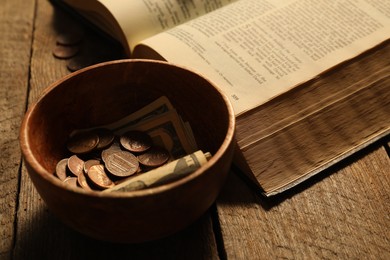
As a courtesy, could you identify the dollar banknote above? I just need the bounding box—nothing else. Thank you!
[104,150,211,192]
[72,96,197,159]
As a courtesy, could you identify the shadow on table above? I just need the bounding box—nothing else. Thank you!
[13,203,219,260]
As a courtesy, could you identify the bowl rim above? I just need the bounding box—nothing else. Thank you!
[20,59,236,198]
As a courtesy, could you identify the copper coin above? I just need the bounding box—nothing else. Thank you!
[77,171,92,191]
[67,155,84,177]
[55,158,69,181]
[83,159,101,174]
[52,44,79,59]
[63,176,79,188]
[93,128,115,149]
[137,146,170,167]
[56,32,83,45]
[105,151,139,177]
[87,164,114,189]
[101,141,122,163]
[120,130,152,153]
[66,131,99,154]
[67,55,95,72]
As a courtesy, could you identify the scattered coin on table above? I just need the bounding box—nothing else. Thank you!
[56,32,83,46]
[52,30,83,60]
[66,55,96,72]
[52,44,80,59]
[52,29,124,72]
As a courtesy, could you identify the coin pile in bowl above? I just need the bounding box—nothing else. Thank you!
[57,129,171,191]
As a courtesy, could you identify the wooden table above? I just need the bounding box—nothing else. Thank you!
[1,1,389,259]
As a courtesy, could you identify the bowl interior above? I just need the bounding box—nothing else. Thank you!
[25,59,234,186]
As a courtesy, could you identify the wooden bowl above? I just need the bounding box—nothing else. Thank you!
[19,59,235,243]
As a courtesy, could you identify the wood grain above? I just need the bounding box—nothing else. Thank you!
[217,143,390,259]
[0,0,35,258]
[12,0,219,259]
[2,0,389,259]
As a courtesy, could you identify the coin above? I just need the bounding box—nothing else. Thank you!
[67,155,85,177]
[52,44,79,59]
[105,151,139,177]
[120,130,152,153]
[55,158,69,181]
[93,128,115,149]
[87,164,114,189]
[77,171,92,191]
[83,159,101,174]
[101,141,122,163]
[137,146,170,167]
[66,131,99,154]
[56,32,83,46]
[67,55,95,72]
[63,176,79,188]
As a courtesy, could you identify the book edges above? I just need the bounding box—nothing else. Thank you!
[234,42,390,196]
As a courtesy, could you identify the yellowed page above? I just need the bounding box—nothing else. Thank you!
[135,0,390,115]
[98,0,238,52]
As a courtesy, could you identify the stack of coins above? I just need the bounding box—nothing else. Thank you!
[55,128,171,191]
[52,31,83,60]
[52,28,124,72]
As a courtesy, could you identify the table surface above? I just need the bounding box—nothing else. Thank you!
[1,1,389,259]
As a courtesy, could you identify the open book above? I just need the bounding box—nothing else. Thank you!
[54,0,390,196]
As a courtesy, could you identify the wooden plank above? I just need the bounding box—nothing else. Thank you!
[12,1,219,259]
[217,142,390,259]
[13,181,218,260]
[0,0,35,259]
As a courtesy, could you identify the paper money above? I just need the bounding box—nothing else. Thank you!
[104,150,211,192]
[105,96,175,131]
[120,110,195,158]
[72,96,197,159]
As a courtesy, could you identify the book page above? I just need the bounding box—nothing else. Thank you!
[98,0,238,52]
[134,0,390,115]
